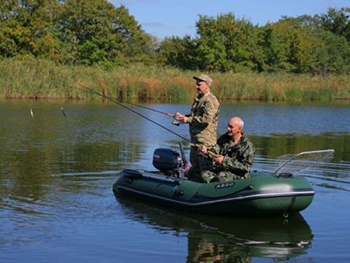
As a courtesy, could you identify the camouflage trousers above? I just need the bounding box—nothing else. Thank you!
[199,155,248,183]
[201,170,247,183]
[186,146,204,182]
[187,148,249,183]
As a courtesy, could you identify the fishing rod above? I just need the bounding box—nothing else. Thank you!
[124,102,175,118]
[78,84,181,123]
[125,102,181,126]
[78,84,189,142]
[77,85,217,157]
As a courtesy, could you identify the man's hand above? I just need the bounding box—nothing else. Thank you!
[199,145,208,154]
[214,155,224,164]
[174,112,188,123]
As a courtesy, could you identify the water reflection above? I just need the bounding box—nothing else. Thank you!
[2,100,350,262]
[117,198,313,262]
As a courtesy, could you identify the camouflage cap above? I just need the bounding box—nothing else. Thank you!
[193,74,212,86]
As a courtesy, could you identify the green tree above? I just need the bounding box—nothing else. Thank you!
[260,18,322,73]
[316,7,350,42]
[195,13,259,72]
[56,0,153,66]
[260,21,294,72]
[0,0,156,66]
[313,29,350,75]
[157,35,197,69]
[285,13,350,75]
[0,0,58,59]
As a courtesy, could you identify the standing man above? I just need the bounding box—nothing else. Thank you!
[175,74,220,182]
[200,117,255,183]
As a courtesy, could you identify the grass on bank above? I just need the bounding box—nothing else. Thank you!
[1,59,350,103]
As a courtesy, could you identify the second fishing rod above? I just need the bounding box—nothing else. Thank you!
[78,84,188,138]
[79,84,183,126]
[78,85,219,157]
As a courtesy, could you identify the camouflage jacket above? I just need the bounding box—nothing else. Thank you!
[186,92,220,147]
[209,133,255,177]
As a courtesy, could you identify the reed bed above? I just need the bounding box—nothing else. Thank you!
[0,59,349,103]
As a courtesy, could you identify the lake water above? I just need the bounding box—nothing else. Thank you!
[1,100,350,263]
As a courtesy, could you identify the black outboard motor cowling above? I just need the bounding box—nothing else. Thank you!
[152,148,182,173]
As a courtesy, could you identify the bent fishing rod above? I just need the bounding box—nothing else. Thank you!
[78,84,189,142]
[78,84,180,122]
[123,101,182,126]
[78,84,217,156]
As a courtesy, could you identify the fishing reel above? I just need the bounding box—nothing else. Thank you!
[172,120,181,126]
[171,113,185,126]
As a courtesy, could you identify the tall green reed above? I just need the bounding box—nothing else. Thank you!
[0,59,349,103]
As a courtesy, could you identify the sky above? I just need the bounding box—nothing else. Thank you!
[109,0,350,39]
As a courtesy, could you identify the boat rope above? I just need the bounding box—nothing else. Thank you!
[77,84,191,143]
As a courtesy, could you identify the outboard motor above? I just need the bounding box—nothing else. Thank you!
[152,148,183,176]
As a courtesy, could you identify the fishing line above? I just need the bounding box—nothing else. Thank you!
[79,84,175,118]
[77,84,190,143]
[124,101,175,118]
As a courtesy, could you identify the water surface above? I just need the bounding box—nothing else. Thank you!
[1,100,350,262]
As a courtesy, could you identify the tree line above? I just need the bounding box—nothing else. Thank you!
[1,0,349,75]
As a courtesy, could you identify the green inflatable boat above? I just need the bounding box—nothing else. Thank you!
[113,148,334,217]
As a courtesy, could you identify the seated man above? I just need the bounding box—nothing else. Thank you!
[199,116,255,183]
